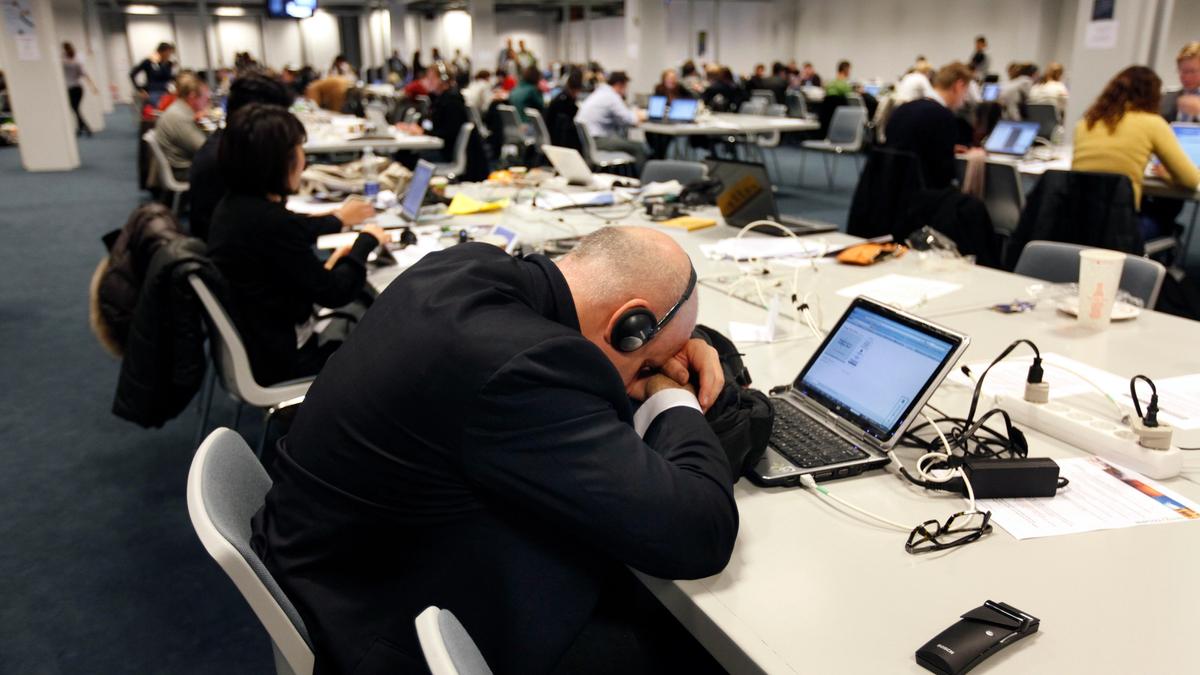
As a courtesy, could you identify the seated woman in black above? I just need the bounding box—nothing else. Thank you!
[208,103,388,385]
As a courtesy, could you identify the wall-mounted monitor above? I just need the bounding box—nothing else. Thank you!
[266,0,317,19]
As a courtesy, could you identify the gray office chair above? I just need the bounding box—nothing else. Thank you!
[739,99,768,116]
[189,275,313,452]
[465,104,489,140]
[525,108,553,164]
[142,129,190,215]
[800,106,868,189]
[433,122,474,181]
[415,606,493,675]
[496,104,532,165]
[749,89,775,108]
[956,157,1026,238]
[1014,241,1167,308]
[188,428,314,675]
[1025,103,1060,140]
[785,90,815,120]
[573,120,636,172]
[640,160,707,184]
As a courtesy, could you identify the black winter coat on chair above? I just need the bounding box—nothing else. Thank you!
[112,237,220,428]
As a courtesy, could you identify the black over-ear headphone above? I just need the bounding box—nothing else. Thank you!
[612,267,698,352]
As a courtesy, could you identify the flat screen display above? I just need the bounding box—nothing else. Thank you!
[984,120,1040,156]
[402,160,434,221]
[797,302,959,439]
[982,82,1000,102]
[266,0,317,19]
[646,95,667,120]
[667,98,698,122]
[1171,123,1200,167]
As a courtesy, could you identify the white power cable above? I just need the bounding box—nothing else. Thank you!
[798,474,912,531]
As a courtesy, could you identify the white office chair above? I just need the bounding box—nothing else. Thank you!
[1014,241,1167,308]
[433,122,474,181]
[800,106,868,189]
[142,128,190,215]
[465,104,489,140]
[188,275,312,453]
[573,120,636,172]
[415,606,492,675]
[525,108,552,148]
[187,427,315,675]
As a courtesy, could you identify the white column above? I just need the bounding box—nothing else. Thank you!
[560,1,569,63]
[623,0,667,95]
[582,2,591,65]
[83,0,112,114]
[711,0,719,64]
[1062,0,1168,142]
[469,0,495,76]
[195,0,216,88]
[389,0,406,61]
[2,0,79,170]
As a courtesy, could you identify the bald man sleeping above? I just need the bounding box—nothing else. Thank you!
[252,227,738,675]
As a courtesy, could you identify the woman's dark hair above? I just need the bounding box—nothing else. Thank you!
[227,72,292,117]
[62,42,75,59]
[521,65,540,85]
[219,103,306,196]
[681,60,696,77]
[1084,65,1162,133]
[156,42,174,54]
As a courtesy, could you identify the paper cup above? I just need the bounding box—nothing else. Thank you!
[1077,249,1125,328]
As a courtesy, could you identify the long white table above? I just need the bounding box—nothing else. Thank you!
[303,130,443,155]
[358,190,1200,673]
[642,113,819,137]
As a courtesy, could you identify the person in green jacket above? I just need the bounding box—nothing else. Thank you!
[826,60,855,97]
[509,66,544,122]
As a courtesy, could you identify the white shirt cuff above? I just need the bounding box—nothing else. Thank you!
[633,388,703,438]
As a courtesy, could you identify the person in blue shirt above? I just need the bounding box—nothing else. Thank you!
[575,71,648,167]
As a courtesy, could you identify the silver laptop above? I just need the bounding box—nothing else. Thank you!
[749,297,969,487]
[541,145,639,189]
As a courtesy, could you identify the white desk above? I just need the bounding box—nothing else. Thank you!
[641,113,819,137]
[362,190,1200,673]
[303,130,443,155]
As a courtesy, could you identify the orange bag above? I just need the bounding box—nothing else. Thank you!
[836,243,907,266]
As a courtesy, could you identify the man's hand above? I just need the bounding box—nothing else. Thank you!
[359,224,389,246]
[1178,94,1200,118]
[660,338,725,412]
[627,372,694,403]
[335,198,375,228]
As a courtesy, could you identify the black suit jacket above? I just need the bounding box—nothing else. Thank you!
[207,193,374,384]
[252,243,738,675]
[1161,89,1200,122]
[885,98,959,189]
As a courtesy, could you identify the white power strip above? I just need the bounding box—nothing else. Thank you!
[996,394,1183,479]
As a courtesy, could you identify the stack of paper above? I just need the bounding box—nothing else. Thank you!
[835,274,960,309]
[447,193,508,215]
[700,237,825,261]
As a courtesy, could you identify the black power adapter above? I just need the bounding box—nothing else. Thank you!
[962,458,1062,499]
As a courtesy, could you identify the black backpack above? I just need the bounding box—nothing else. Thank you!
[693,325,774,482]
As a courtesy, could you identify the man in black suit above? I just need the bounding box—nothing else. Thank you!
[886,61,974,189]
[252,227,738,674]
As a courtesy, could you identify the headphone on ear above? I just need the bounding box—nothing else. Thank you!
[612,267,697,353]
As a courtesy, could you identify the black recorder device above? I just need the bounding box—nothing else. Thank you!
[915,600,1040,675]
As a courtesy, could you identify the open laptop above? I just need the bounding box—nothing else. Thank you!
[1171,123,1200,166]
[647,95,668,121]
[399,159,436,222]
[705,159,837,235]
[862,84,882,98]
[981,82,1001,102]
[983,120,1040,157]
[666,98,699,123]
[749,297,969,487]
[542,145,639,189]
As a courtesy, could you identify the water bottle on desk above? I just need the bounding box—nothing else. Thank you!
[362,146,380,204]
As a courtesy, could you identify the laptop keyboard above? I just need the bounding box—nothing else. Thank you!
[770,399,870,468]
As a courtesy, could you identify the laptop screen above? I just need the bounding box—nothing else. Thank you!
[984,120,1040,156]
[862,84,881,97]
[402,159,435,221]
[982,82,1001,102]
[795,299,961,440]
[647,95,668,120]
[668,98,698,122]
[704,159,779,227]
[1171,123,1200,167]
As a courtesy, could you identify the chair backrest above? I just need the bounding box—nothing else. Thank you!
[827,106,867,147]
[415,606,492,675]
[739,99,767,116]
[963,160,1026,237]
[465,104,489,139]
[764,103,788,117]
[846,93,865,107]
[1014,241,1166,307]
[785,91,809,118]
[1025,103,1059,139]
[142,129,189,192]
[187,428,314,675]
[640,159,707,184]
[750,90,775,108]
[847,147,926,239]
[188,275,310,409]
[496,104,527,146]
[525,108,551,147]
[1008,169,1142,267]
[445,122,475,179]
[574,120,599,165]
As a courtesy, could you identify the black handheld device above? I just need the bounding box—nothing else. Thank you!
[915,600,1039,675]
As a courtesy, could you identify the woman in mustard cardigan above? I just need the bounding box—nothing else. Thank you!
[1073,65,1200,239]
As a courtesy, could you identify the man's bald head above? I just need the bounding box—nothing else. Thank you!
[558,227,699,387]
[559,227,693,315]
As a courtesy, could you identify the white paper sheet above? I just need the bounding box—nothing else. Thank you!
[979,457,1200,540]
[950,352,1128,401]
[835,274,960,309]
[699,238,825,261]
[1131,374,1200,430]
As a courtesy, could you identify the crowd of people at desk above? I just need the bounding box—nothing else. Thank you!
[85,29,1200,675]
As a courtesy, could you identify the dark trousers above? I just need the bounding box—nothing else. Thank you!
[68,85,90,136]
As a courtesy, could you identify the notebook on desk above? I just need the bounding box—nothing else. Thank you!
[748,297,969,487]
[983,120,1040,157]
